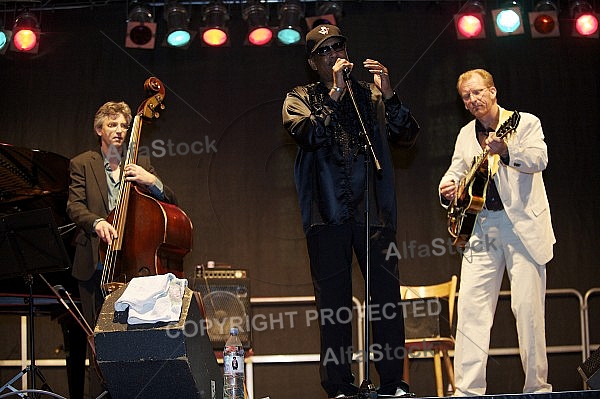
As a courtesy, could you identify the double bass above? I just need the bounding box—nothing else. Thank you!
[100,77,192,296]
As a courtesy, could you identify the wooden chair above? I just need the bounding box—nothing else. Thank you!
[401,275,458,397]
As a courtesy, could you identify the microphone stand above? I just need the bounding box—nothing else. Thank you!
[342,71,381,399]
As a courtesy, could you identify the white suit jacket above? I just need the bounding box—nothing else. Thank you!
[440,106,555,265]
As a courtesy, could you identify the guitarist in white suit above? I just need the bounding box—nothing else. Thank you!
[439,69,555,396]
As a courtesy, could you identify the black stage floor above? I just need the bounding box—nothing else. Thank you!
[416,390,600,399]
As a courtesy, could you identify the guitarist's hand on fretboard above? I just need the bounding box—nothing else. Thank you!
[485,131,509,157]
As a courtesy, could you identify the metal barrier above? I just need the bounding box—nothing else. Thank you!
[247,296,364,399]
[583,287,600,359]
[0,288,591,396]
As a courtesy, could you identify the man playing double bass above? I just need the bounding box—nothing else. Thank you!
[66,101,177,397]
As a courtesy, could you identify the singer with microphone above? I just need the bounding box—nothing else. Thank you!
[282,24,420,399]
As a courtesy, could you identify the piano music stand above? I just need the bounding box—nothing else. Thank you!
[0,208,72,397]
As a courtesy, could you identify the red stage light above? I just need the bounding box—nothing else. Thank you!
[529,1,560,38]
[454,1,486,39]
[571,0,599,37]
[456,14,484,38]
[533,14,556,33]
[248,27,273,46]
[243,2,272,46]
[575,13,599,35]
[13,28,36,51]
[11,12,39,53]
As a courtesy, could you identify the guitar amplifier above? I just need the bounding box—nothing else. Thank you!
[194,267,252,350]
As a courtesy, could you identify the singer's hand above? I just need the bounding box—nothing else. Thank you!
[332,58,353,90]
[364,59,393,99]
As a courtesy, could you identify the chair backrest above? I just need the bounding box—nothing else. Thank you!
[400,275,458,332]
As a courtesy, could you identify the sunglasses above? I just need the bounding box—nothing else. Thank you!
[313,41,346,56]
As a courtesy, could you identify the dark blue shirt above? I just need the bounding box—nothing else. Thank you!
[282,78,419,234]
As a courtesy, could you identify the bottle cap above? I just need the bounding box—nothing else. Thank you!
[230,327,239,335]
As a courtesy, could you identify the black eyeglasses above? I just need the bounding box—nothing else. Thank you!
[313,41,346,56]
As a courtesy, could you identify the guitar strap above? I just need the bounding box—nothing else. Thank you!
[489,109,514,177]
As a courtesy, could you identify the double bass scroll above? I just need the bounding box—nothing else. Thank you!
[100,77,193,297]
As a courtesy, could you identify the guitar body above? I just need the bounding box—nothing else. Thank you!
[446,110,521,249]
[448,159,489,248]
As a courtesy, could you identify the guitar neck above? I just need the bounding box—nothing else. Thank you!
[463,147,490,186]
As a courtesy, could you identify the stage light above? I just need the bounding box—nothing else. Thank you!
[571,0,599,37]
[201,2,230,47]
[277,0,304,45]
[0,29,12,55]
[305,1,342,30]
[454,1,486,39]
[163,2,195,48]
[242,1,273,46]
[316,1,343,24]
[492,2,525,36]
[11,12,40,54]
[125,4,157,49]
[529,0,560,38]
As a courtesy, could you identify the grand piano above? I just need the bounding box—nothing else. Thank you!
[0,142,86,397]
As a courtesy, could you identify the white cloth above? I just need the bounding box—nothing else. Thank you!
[115,273,188,325]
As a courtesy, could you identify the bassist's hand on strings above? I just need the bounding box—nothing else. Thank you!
[440,180,457,201]
[124,164,158,187]
[95,220,118,246]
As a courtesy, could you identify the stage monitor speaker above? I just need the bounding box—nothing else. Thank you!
[578,347,600,390]
[403,297,452,339]
[194,268,252,350]
[94,285,223,399]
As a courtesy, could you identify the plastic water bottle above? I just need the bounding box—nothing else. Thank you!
[223,327,244,399]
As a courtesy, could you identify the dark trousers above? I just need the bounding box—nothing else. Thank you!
[306,223,407,396]
[78,269,110,398]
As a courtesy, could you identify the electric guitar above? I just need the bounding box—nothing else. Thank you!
[447,110,520,248]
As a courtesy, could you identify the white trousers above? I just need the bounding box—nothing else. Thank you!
[453,210,552,396]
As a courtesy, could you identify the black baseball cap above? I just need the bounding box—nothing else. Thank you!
[306,24,346,57]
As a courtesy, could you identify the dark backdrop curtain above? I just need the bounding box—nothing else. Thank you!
[1,1,599,397]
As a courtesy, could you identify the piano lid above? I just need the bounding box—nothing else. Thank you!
[0,142,70,223]
[0,143,77,295]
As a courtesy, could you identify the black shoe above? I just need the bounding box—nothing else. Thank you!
[329,384,360,399]
[377,387,416,398]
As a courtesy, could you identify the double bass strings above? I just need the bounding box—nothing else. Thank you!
[100,113,143,297]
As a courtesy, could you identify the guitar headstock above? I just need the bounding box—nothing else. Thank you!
[496,110,521,139]
[137,77,166,120]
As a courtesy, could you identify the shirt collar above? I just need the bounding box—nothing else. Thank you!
[475,119,495,136]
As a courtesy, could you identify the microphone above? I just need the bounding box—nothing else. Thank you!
[53,284,67,295]
[343,67,351,81]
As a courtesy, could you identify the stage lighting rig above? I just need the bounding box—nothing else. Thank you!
[277,0,304,45]
[125,4,157,49]
[492,1,525,36]
[201,1,230,47]
[163,1,195,48]
[570,0,599,37]
[454,0,486,39]
[0,28,12,55]
[11,11,40,54]
[242,1,273,46]
[528,0,560,38]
